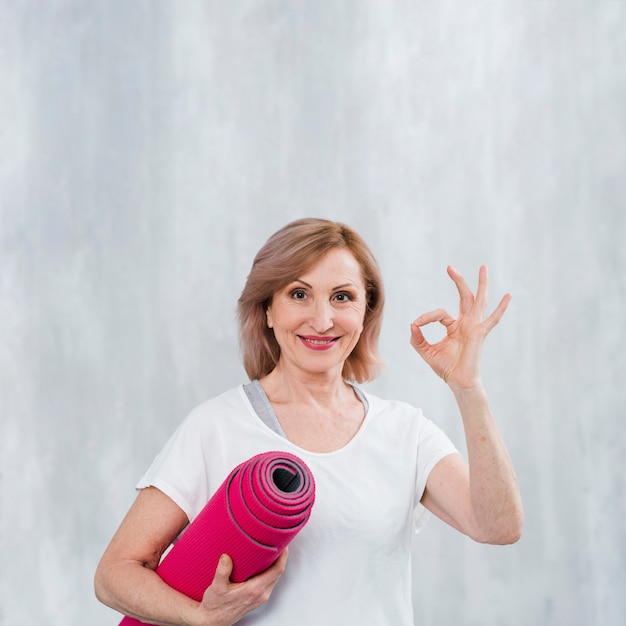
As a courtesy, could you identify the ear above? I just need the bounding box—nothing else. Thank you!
[266,308,273,329]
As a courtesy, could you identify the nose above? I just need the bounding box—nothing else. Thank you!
[310,299,333,333]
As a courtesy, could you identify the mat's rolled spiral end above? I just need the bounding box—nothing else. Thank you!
[119,451,315,625]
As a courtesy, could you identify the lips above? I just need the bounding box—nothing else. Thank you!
[298,335,339,350]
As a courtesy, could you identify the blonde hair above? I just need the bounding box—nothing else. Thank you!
[237,218,385,383]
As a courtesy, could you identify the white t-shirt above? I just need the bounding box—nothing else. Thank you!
[138,384,458,626]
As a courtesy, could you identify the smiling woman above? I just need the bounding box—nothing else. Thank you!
[238,218,385,384]
[95,218,523,626]
[265,248,368,379]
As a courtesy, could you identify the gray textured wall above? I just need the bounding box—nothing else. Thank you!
[1,2,625,625]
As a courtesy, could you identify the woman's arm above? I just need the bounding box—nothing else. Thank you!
[94,486,288,626]
[410,265,523,544]
[420,386,523,544]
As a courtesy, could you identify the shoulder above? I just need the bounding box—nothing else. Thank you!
[183,385,251,426]
[358,387,425,422]
[349,387,427,446]
[356,387,453,448]
[176,384,278,455]
[162,385,259,448]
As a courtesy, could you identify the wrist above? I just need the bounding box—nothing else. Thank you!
[189,601,234,626]
[181,601,218,626]
[448,379,486,397]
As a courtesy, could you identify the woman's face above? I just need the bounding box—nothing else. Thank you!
[266,248,368,379]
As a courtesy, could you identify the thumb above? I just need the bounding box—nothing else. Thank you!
[214,553,234,583]
[410,322,429,353]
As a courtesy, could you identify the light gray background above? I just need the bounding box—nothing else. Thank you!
[1,2,624,625]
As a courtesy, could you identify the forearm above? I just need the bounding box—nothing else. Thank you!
[95,561,209,626]
[451,383,523,544]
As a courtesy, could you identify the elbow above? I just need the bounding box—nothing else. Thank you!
[472,525,522,545]
[484,523,523,545]
[93,565,107,605]
[505,514,524,544]
[93,561,115,608]
[471,510,524,545]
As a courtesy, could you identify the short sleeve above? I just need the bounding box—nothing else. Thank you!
[413,416,459,533]
[136,409,212,522]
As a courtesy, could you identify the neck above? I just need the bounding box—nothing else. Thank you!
[260,363,352,407]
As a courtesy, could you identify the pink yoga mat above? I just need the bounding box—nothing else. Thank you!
[119,451,315,625]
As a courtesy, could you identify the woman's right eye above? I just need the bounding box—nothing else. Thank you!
[290,289,307,300]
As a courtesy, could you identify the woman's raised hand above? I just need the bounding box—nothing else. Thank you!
[410,266,511,390]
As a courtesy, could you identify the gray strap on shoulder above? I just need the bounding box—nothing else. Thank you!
[243,380,287,438]
[244,380,369,439]
[350,383,369,414]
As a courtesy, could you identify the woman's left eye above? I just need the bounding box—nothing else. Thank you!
[334,292,352,302]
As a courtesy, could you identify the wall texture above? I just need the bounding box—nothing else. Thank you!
[1,2,624,625]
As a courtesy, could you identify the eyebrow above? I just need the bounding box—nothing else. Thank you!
[291,279,358,291]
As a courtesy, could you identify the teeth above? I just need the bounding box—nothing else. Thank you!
[306,338,333,345]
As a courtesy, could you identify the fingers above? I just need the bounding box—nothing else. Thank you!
[200,550,289,623]
[482,292,512,332]
[474,265,489,314]
[410,322,428,353]
[464,265,510,332]
[232,549,288,608]
[214,549,288,588]
[267,548,289,582]
[414,266,510,338]
[240,549,289,606]
[448,264,507,320]
[447,265,474,316]
[254,548,289,584]
[412,308,455,329]
[410,309,455,355]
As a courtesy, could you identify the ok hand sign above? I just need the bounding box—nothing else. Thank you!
[410,265,511,391]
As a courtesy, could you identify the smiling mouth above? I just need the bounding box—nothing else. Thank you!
[298,336,339,348]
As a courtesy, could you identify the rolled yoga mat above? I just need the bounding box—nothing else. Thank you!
[119,451,315,625]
